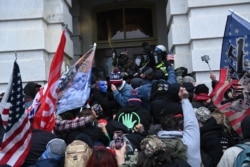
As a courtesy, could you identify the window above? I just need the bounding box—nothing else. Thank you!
[96,7,154,41]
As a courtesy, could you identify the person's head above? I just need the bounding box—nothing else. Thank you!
[86,146,118,167]
[241,114,250,139]
[75,133,94,148]
[24,82,41,99]
[161,114,181,131]
[140,66,153,79]
[152,69,165,80]
[153,45,167,65]
[194,107,211,126]
[193,84,210,101]
[194,84,209,95]
[175,67,188,84]
[183,76,196,86]
[96,78,108,93]
[109,70,123,87]
[40,138,66,160]
[127,89,142,106]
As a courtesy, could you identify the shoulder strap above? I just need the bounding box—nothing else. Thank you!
[236,143,250,150]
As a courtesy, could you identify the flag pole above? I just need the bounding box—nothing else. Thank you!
[228,9,250,23]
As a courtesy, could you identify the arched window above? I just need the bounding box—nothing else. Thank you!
[96,8,153,41]
[94,4,156,48]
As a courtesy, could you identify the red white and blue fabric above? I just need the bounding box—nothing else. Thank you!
[0,61,32,167]
[26,86,44,119]
[56,43,96,115]
[32,30,66,132]
[210,12,250,135]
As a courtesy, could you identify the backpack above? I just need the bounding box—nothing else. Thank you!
[210,109,240,149]
[140,135,188,165]
[234,144,250,167]
[64,140,92,167]
[150,79,169,101]
[160,136,188,161]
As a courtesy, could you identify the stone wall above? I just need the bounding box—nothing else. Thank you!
[167,0,250,90]
[0,0,73,92]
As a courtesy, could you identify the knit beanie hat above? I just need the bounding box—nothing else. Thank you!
[127,89,142,105]
[241,114,250,139]
[24,82,41,99]
[152,69,165,80]
[141,66,153,76]
[40,138,66,160]
[194,84,210,101]
[194,107,211,123]
[75,133,94,148]
[130,78,143,88]
[183,76,195,84]
[110,71,123,87]
[194,84,209,94]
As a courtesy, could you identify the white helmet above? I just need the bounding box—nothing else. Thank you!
[155,45,166,52]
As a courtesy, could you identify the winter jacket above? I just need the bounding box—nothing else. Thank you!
[217,141,250,167]
[23,129,56,166]
[156,99,201,167]
[112,81,133,107]
[91,89,120,117]
[200,117,223,167]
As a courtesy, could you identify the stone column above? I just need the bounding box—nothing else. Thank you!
[0,0,73,92]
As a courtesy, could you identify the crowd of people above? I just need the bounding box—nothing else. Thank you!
[0,43,250,167]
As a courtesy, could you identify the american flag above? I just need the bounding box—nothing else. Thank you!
[32,30,66,132]
[210,12,250,135]
[0,61,32,167]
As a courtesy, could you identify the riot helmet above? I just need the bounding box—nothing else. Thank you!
[153,45,167,65]
[134,54,149,67]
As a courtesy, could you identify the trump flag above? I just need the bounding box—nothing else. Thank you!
[32,30,66,131]
[211,11,250,134]
[56,43,97,115]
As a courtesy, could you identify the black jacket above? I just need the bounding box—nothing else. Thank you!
[91,89,120,118]
[200,117,223,167]
[22,129,56,167]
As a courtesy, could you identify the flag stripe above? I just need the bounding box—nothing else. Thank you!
[0,116,31,164]
[32,30,66,131]
[0,61,31,167]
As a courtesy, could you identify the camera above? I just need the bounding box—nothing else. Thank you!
[92,103,103,115]
[113,131,124,149]
[201,55,210,63]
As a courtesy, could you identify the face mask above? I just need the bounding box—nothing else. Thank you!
[98,81,108,93]
[153,49,162,65]
[135,57,141,67]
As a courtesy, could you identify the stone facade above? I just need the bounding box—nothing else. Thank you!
[167,0,250,89]
[1,0,250,92]
[0,0,74,91]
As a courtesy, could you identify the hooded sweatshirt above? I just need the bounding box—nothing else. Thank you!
[157,99,201,167]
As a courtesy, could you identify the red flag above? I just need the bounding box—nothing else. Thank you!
[32,30,66,131]
[0,61,32,167]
